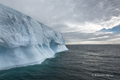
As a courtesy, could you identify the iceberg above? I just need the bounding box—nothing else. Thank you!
[0,4,68,70]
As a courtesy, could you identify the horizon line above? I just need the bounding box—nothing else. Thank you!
[65,44,120,45]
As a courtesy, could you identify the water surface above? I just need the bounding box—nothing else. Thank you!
[0,45,120,80]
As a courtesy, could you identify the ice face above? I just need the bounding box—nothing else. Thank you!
[0,4,68,70]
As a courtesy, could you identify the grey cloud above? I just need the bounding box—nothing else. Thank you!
[72,0,120,22]
[63,31,120,44]
[1,0,120,25]
[0,0,120,44]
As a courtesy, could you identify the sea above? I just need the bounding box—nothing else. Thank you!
[0,45,120,80]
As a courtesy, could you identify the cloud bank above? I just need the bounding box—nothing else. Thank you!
[0,0,120,44]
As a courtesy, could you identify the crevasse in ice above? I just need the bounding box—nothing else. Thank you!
[0,4,68,70]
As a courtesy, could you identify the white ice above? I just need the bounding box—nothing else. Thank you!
[0,4,68,70]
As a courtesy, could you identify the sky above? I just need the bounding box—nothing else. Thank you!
[0,0,120,44]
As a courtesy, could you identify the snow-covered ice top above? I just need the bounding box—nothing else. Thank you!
[0,4,68,70]
[0,4,65,48]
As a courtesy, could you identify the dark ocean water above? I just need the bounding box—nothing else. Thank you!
[0,45,120,80]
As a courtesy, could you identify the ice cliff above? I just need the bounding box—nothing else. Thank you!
[0,4,68,70]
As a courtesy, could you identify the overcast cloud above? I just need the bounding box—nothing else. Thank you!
[0,0,120,44]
